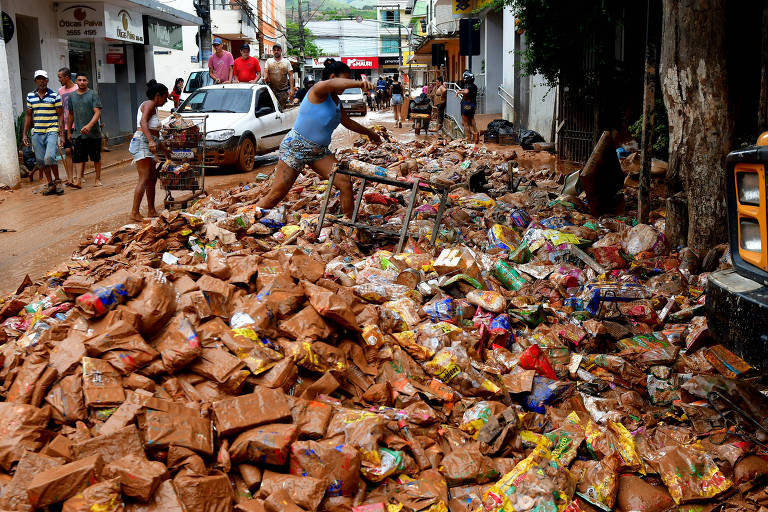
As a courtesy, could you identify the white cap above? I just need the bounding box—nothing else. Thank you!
[34,70,48,79]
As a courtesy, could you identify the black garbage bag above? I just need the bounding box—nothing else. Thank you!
[487,119,515,135]
[410,94,432,115]
[22,146,36,174]
[520,129,545,150]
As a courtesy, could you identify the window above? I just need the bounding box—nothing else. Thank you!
[181,89,253,113]
[382,9,399,27]
[381,36,399,54]
[255,90,275,115]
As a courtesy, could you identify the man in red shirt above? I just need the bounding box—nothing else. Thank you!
[233,43,261,83]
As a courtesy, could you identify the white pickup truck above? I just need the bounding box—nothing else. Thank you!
[173,83,298,172]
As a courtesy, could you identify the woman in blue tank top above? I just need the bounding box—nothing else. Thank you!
[257,59,381,216]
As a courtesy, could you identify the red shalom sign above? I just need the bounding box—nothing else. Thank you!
[342,57,379,69]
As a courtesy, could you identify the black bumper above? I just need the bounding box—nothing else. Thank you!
[203,136,240,166]
[706,268,768,371]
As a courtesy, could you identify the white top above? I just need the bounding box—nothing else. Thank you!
[136,101,161,131]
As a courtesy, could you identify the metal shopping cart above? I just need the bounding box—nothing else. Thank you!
[158,114,208,210]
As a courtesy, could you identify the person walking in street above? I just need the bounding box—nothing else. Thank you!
[57,67,77,187]
[23,70,64,196]
[432,76,447,132]
[128,80,168,221]
[171,78,184,108]
[257,59,381,217]
[208,37,234,84]
[264,44,294,110]
[67,72,103,188]
[459,70,479,143]
[233,43,261,84]
[390,75,404,128]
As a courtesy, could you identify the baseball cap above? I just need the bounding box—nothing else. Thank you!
[241,43,250,50]
[212,37,222,45]
[273,43,282,50]
[34,70,48,79]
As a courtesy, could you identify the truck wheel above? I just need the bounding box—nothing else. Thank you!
[236,138,256,172]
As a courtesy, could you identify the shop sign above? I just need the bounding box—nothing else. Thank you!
[104,3,144,43]
[57,4,106,39]
[2,12,14,43]
[342,56,378,69]
[306,57,340,68]
[380,56,400,66]
[106,44,125,64]
[145,16,182,50]
[452,0,473,15]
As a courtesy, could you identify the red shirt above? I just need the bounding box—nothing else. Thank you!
[233,56,261,82]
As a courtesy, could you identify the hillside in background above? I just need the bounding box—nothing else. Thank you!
[286,0,378,21]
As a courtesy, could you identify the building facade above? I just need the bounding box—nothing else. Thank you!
[3,0,200,142]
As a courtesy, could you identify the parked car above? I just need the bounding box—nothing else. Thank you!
[179,68,213,105]
[172,84,298,172]
[339,87,367,116]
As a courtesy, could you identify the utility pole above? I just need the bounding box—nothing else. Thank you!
[194,0,212,65]
[297,0,306,82]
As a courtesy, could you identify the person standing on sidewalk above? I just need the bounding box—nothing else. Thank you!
[459,70,479,144]
[129,80,169,221]
[22,70,64,195]
[263,44,294,110]
[67,72,103,187]
[208,38,234,84]
[233,43,261,84]
[57,67,77,187]
[432,76,447,132]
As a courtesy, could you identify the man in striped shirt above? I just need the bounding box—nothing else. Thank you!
[22,70,64,195]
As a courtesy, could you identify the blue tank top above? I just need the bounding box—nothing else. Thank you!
[292,93,341,147]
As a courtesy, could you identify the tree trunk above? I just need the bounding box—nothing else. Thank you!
[660,0,732,253]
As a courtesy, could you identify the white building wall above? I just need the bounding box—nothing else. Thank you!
[3,0,68,116]
[529,75,555,141]
[501,6,514,122]
[152,0,203,94]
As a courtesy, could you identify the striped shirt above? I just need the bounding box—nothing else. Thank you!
[26,88,61,134]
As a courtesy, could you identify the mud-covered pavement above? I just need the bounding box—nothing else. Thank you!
[0,107,562,296]
[0,109,420,295]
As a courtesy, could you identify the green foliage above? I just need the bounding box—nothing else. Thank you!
[15,112,26,149]
[629,99,669,158]
[286,20,321,58]
[488,0,618,91]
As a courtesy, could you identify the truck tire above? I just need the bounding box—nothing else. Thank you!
[236,137,256,173]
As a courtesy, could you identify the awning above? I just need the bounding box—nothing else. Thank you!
[110,0,201,26]
[413,35,458,56]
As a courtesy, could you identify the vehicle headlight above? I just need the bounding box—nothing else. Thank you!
[206,129,235,142]
[739,218,762,252]
[737,172,760,205]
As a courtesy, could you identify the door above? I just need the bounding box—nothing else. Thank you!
[253,89,285,151]
[16,15,42,102]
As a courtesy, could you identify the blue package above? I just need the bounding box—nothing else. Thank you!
[523,375,569,413]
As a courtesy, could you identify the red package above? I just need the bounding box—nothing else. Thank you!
[364,192,397,205]
[518,344,557,380]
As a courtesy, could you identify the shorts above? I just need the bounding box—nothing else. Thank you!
[461,101,476,118]
[391,94,403,105]
[62,136,73,150]
[129,131,158,163]
[279,129,331,171]
[73,137,101,163]
[31,131,59,167]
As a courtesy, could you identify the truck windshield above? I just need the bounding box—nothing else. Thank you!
[343,88,363,95]
[180,89,253,113]
[184,71,213,93]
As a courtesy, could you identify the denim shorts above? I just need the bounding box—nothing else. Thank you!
[391,94,403,105]
[279,129,331,171]
[31,131,59,166]
[129,131,159,163]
